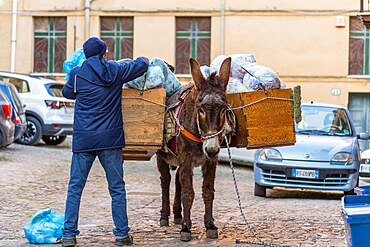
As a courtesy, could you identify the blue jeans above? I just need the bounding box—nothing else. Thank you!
[62,148,130,238]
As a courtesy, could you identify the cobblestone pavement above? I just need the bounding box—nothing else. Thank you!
[0,137,362,247]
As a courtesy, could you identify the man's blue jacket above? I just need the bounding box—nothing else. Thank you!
[62,56,149,153]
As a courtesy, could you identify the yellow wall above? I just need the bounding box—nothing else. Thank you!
[1,0,358,76]
[18,0,362,12]
[0,14,11,71]
[223,15,350,76]
[283,77,370,106]
[133,16,175,64]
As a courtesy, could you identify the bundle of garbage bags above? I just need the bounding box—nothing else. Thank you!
[118,57,182,97]
[63,49,181,97]
[201,54,286,93]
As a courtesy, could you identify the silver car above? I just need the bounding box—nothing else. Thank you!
[254,102,369,197]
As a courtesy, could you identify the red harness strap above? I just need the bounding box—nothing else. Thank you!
[177,126,203,143]
[175,90,203,143]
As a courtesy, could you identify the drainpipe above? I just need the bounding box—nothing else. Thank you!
[10,0,18,72]
[84,0,91,39]
[220,0,225,55]
[360,0,363,12]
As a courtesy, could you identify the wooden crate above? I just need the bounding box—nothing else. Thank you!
[227,87,300,149]
[121,88,166,160]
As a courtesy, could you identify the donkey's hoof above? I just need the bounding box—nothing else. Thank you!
[160,219,169,227]
[206,229,218,239]
[174,218,182,225]
[180,231,191,242]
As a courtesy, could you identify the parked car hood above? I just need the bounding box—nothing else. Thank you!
[277,134,356,161]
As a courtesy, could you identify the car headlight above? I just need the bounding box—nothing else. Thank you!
[260,148,282,161]
[331,152,355,165]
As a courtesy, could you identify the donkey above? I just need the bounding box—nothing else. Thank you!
[156,57,231,241]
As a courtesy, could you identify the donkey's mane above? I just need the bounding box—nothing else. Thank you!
[206,72,224,88]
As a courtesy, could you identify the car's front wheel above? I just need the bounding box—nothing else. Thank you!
[18,116,42,145]
[42,135,67,145]
[254,182,267,197]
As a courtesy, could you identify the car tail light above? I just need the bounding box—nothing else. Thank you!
[13,112,21,124]
[45,100,66,109]
[2,104,12,120]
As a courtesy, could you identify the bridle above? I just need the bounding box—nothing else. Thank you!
[196,111,226,141]
[175,94,234,143]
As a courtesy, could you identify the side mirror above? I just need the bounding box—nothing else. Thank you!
[23,104,26,108]
[357,133,370,140]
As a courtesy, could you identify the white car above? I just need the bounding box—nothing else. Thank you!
[218,147,255,166]
[0,72,74,145]
[360,149,370,177]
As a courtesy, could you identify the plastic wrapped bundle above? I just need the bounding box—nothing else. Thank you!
[123,57,182,97]
[242,64,286,91]
[227,77,248,93]
[125,65,165,90]
[151,57,182,97]
[200,65,211,78]
[63,48,86,80]
[210,54,256,78]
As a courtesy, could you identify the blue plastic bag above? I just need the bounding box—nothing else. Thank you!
[63,48,86,80]
[23,209,65,244]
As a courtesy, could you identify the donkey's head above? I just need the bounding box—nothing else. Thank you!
[189,57,231,159]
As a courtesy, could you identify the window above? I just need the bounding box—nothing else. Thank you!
[176,17,211,74]
[34,17,67,73]
[349,16,370,75]
[0,76,29,93]
[45,83,64,97]
[100,17,134,61]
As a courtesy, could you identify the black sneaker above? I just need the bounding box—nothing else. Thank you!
[114,234,134,246]
[62,236,77,247]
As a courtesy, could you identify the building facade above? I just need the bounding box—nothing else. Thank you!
[1,0,370,142]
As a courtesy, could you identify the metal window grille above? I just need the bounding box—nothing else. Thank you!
[176,17,211,74]
[34,17,66,73]
[349,16,370,75]
[100,17,134,61]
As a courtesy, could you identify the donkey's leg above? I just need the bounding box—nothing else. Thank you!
[179,164,194,241]
[157,153,171,227]
[202,160,218,239]
[173,168,182,225]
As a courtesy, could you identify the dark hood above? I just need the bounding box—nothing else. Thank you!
[79,56,119,87]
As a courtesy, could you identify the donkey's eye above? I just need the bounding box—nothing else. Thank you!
[199,108,206,117]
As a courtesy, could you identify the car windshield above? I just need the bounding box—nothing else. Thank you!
[45,83,64,97]
[295,105,352,136]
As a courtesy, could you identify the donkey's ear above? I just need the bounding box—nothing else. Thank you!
[218,57,231,91]
[189,58,205,90]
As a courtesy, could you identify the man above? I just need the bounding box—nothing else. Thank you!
[61,37,149,247]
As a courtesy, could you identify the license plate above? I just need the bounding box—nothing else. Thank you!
[292,169,319,179]
[360,164,370,173]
